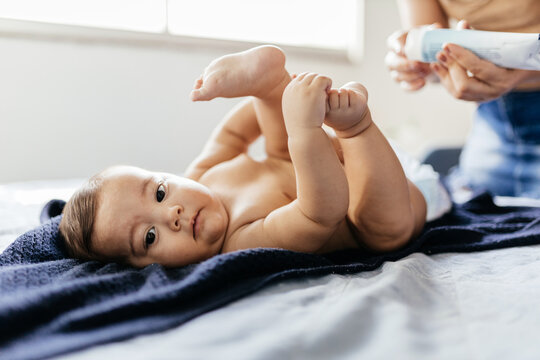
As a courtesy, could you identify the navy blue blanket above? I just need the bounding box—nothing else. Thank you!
[2,192,540,360]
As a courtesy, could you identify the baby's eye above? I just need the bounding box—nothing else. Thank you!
[145,227,156,248]
[156,184,166,202]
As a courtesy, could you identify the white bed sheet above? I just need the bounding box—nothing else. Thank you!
[2,180,540,360]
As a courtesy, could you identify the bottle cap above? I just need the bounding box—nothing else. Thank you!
[404,27,426,61]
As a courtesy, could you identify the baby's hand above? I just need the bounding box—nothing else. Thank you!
[282,72,332,135]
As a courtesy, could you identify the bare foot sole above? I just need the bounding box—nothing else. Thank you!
[324,82,371,138]
[190,45,289,101]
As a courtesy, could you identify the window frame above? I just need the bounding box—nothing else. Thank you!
[0,1,364,63]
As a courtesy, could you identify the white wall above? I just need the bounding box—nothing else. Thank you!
[0,1,475,183]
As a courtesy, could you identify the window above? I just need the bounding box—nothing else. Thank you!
[0,0,361,52]
[168,0,357,51]
[0,0,166,33]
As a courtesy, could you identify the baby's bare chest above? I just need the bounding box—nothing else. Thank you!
[200,154,297,226]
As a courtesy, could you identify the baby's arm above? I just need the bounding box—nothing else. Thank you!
[223,73,350,253]
[282,73,350,227]
[184,99,261,180]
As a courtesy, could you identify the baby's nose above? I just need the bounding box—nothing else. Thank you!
[168,205,182,231]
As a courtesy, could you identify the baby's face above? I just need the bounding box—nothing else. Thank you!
[92,166,228,268]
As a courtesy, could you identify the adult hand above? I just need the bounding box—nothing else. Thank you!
[430,20,527,101]
[385,23,441,91]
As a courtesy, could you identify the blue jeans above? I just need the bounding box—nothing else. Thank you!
[449,90,540,198]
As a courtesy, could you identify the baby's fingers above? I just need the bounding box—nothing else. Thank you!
[293,72,309,82]
[313,74,332,91]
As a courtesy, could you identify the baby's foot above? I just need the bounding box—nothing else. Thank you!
[324,82,371,138]
[190,45,289,101]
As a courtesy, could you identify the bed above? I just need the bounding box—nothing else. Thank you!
[2,178,540,360]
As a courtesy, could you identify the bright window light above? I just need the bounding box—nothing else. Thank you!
[0,0,359,51]
[0,0,166,32]
[168,0,357,50]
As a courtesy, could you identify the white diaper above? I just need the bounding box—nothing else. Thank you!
[389,140,453,222]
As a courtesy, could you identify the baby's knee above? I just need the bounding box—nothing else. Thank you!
[353,213,416,252]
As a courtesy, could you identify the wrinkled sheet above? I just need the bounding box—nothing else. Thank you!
[58,245,540,360]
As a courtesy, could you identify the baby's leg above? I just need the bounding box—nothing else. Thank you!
[325,83,427,251]
[191,45,292,159]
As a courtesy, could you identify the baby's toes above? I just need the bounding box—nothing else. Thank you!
[338,90,350,108]
[193,76,203,90]
[328,89,340,110]
[190,81,211,101]
[190,77,206,101]
[348,90,364,107]
[343,82,368,100]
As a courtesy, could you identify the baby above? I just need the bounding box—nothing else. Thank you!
[60,45,427,268]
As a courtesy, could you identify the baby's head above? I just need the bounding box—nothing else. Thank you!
[60,165,228,268]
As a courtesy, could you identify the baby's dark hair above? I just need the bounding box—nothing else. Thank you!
[59,173,105,261]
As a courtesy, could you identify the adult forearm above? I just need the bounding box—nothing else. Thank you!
[396,0,449,28]
[517,70,540,86]
[287,128,349,226]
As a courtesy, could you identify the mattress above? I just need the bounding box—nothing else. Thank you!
[2,179,540,360]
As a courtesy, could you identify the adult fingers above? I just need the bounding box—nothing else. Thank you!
[390,70,428,83]
[386,23,441,55]
[430,61,476,100]
[443,43,501,84]
[456,19,472,30]
[386,29,408,55]
[400,78,426,91]
[434,52,495,101]
[428,22,444,30]
[431,62,453,92]
[385,51,430,75]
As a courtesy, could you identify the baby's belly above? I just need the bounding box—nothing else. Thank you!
[258,156,297,198]
[214,154,298,224]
